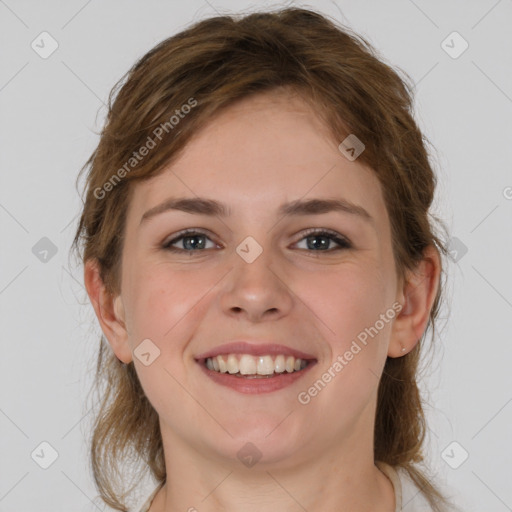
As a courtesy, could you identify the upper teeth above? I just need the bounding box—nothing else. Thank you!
[205,354,308,375]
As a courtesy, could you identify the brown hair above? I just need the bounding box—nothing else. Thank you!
[72,6,453,511]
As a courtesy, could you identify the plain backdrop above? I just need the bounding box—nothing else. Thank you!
[1,0,511,511]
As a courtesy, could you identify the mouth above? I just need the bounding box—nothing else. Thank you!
[195,342,317,394]
[202,353,311,377]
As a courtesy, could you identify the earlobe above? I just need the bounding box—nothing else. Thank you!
[388,245,441,358]
[83,259,133,364]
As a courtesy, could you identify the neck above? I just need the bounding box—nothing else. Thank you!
[149,420,395,512]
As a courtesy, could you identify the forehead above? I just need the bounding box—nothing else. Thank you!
[126,91,387,227]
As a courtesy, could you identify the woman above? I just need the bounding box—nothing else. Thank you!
[72,7,459,512]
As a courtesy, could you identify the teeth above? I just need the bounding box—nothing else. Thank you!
[274,355,286,373]
[239,354,257,375]
[227,354,238,374]
[204,354,309,376]
[257,355,274,375]
[218,355,227,373]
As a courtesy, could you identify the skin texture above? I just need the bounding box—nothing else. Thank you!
[85,90,440,511]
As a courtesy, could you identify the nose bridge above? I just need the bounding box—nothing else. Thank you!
[219,234,293,320]
[234,237,274,287]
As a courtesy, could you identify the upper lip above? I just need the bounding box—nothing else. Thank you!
[195,341,317,361]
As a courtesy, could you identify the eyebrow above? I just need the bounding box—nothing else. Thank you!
[140,197,374,225]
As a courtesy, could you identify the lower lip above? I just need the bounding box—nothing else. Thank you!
[197,360,317,394]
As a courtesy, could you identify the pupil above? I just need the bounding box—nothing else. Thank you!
[308,235,328,250]
[185,235,205,250]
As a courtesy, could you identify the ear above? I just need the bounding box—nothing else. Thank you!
[84,259,133,364]
[388,245,441,357]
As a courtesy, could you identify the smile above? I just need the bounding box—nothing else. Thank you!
[205,354,309,377]
[195,341,317,393]
[195,344,318,393]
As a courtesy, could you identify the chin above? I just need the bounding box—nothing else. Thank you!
[214,418,308,465]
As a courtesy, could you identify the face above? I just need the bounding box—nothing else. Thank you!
[105,90,405,468]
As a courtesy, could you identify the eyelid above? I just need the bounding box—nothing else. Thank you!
[162,228,220,248]
[294,227,351,246]
[162,227,352,252]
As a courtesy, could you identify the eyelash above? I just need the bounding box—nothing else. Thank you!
[161,228,352,254]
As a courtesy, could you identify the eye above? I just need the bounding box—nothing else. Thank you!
[162,229,218,252]
[293,228,352,252]
[162,228,351,253]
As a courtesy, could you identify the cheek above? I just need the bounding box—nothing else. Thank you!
[124,263,213,353]
[296,266,392,420]
[122,265,181,342]
[294,261,392,347]
[123,267,205,409]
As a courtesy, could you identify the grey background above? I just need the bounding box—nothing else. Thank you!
[1,0,511,510]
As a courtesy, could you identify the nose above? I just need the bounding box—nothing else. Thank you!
[220,246,293,323]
